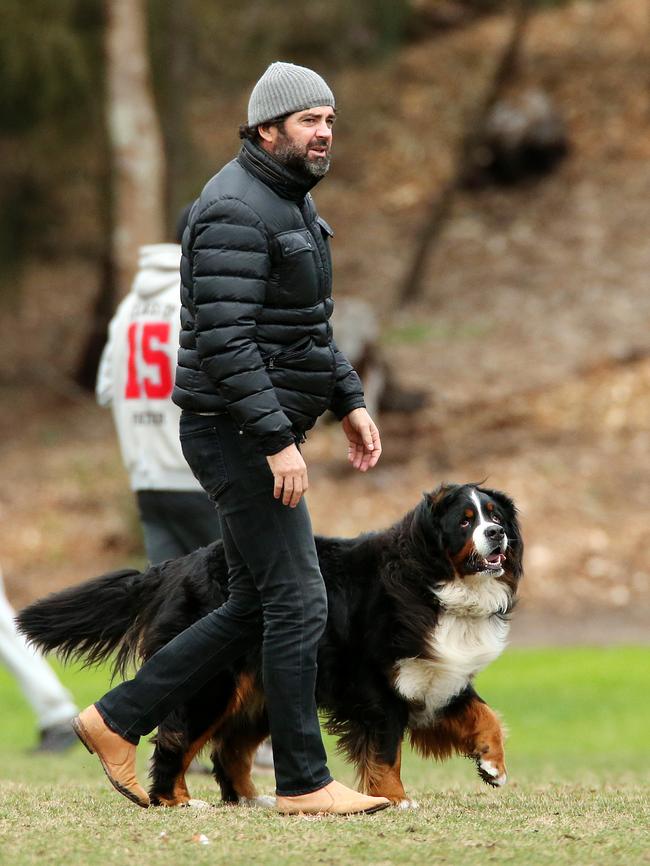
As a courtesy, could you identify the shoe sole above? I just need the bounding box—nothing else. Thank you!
[71,717,149,809]
[277,800,391,816]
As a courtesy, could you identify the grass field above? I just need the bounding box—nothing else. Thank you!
[1,647,649,866]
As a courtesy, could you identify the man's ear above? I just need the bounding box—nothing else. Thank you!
[257,123,275,144]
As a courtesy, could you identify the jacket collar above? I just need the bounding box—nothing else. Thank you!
[238,139,321,202]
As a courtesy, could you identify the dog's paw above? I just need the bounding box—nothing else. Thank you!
[396,799,419,810]
[151,795,209,808]
[477,759,507,787]
[238,795,277,809]
[180,798,213,809]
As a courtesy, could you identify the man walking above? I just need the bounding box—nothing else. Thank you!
[72,62,389,816]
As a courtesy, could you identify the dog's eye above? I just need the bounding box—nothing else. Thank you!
[460,519,471,528]
[491,514,502,524]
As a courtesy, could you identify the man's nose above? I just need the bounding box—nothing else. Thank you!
[485,525,505,541]
[316,121,332,140]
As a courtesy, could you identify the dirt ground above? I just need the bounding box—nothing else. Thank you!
[1,0,648,644]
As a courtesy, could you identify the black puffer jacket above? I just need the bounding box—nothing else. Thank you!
[172,139,365,455]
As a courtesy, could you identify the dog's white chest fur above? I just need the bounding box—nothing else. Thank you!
[394,576,510,727]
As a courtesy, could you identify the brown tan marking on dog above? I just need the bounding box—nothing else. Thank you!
[358,744,407,804]
[410,698,507,786]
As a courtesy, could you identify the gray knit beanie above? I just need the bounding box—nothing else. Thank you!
[248,62,335,127]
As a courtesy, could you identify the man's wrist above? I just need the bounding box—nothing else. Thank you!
[263,433,297,456]
[334,399,367,422]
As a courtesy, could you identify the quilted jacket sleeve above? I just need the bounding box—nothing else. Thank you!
[328,339,367,421]
[192,199,296,455]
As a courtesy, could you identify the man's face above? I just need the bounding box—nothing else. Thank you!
[260,106,335,177]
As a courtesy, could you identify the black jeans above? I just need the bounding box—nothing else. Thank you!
[96,412,332,796]
[136,489,222,565]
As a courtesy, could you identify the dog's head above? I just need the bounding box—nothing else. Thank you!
[410,483,523,592]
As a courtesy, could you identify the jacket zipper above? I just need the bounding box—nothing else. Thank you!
[264,336,314,369]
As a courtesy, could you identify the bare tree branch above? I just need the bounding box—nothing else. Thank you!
[397,0,532,306]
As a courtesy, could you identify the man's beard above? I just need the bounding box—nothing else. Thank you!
[272,134,331,178]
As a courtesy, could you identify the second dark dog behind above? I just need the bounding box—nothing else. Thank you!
[18,482,523,809]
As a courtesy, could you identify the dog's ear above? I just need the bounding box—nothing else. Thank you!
[410,493,454,580]
[425,483,459,512]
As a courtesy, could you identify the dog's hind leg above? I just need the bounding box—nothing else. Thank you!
[150,670,266,808]
[410,687,507,788]
[149,715,221,807]
[148,716,192,807]
[211,710,270,806]
[148,673,237,807]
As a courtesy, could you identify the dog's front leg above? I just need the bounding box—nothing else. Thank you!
[412,688,507,787]
[346,715,416,808]
[458,696,507,787]
[359,741,419,809]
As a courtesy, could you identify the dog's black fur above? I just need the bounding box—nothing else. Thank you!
[18,483,523,806]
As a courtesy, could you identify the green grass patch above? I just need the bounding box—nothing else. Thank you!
[382,320,494,345]
[1,648,648,865]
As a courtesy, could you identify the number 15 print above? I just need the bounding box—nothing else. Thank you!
[125,322,173,399]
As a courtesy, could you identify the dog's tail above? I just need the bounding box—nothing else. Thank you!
[16,568,151,679]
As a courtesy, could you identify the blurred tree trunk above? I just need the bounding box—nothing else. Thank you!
[105,0,165,295]
[75,0,165,391]
[397,0,531,306]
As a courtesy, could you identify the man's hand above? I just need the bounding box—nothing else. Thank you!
[266,443,309,507]
[341,408,382,472]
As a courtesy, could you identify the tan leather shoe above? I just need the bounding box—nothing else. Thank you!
[276,780,390,816]
[72,705,149,808]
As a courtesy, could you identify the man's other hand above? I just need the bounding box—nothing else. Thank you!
[266,443,309,507]
[341,408,382,472]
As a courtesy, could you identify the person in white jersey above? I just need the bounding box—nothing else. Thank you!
[96,208,223,564]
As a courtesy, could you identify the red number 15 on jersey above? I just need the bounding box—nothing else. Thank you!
[125,322,173,399]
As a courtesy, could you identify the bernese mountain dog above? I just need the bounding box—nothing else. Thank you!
[18,482,523,809]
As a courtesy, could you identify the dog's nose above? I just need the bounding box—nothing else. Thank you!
[485,525,505,541]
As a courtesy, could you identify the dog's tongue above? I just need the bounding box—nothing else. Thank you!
[486,553,506,565]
